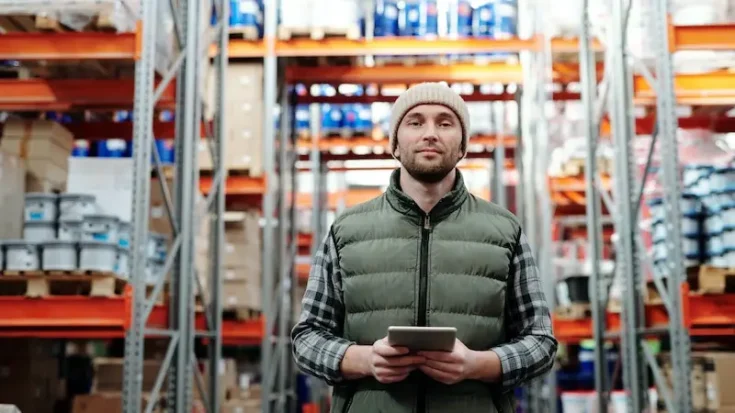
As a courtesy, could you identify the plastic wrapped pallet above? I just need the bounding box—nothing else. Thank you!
[0,0,138,32]
[279,0,361,38]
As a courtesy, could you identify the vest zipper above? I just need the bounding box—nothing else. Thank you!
[417,213,431,413]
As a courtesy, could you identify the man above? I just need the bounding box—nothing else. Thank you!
[291,82,557,413]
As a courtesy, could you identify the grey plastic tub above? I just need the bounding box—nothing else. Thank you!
[79,241,118,273]
[58,219,84,241]
[24,193,58,222]
[3,241,40,271]
[147,232,168,261]
[115,246,130,280]
[58,193,97,221]
[23,221,56,242]
[41,240,78,271]
[82,215,121,244]
[118,221,132,249]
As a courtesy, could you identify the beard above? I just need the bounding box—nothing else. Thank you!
[398,146,461,184]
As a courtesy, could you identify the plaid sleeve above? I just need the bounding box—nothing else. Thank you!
[491,230,558,390]
[290,229,354,385]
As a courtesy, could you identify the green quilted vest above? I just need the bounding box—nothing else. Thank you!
[329,169,521,413]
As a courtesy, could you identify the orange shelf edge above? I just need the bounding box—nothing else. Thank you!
[0,32,138,60]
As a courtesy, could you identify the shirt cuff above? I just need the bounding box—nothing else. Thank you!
[491,344,523,391]
[323,338,355,385]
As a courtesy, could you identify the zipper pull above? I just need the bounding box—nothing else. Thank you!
[424,214,431,230]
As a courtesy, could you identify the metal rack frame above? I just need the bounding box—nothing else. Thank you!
[580,0,692,412]
[122,0,230,411]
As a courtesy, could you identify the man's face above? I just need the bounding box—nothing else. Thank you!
[394,104,464,184]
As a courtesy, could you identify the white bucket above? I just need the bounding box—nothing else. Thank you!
[118,221,132,249]
[42,240,79,271]
[147,232,168,261]
[24,193,58,222]
[23,221,57,242]
[58,193,97,221]
[115,246,130,280]
[145,258,165,286]
[58,219,84,241]
[82,215,120,244]
[79,241,118,273]
[3,241,41,271]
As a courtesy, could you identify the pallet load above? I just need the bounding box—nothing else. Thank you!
[278,0,361,40]
[658,351,735,413]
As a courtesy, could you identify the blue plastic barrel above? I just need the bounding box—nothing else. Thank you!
[72,140,91,158]
[355,104,372,132]
[375,0,400,36]
[449,0,473,37]
[491,0,516,58]
[230,0,261,29]
[342,105,358,131]
[155,139,175,164]
[321,104,343,131]
[472,1,494,37]
[402,0,439,37]
[295,104,311,135]
[96,139,128,158]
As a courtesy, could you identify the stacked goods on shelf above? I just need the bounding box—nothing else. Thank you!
[227,0,264,39]
[202,62,263,177]
[0,119,74,193]
[201,359,261,412]
[0,338,63,413]
[657,351,735,412]
[278,0,362,40]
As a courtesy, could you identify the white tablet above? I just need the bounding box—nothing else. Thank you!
[387,326,457,352]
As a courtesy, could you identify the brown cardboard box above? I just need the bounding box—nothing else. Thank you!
[0,152,25,239]
[201,358,238,405]
[223,279,261,310]
[1,119,74,191]
[0,339,60,413]
[72,393,161,413]
[698,351,735,410]
[222,399,261,413]
[92,358,164,393]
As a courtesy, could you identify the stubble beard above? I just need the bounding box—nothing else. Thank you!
[399,148,460,184]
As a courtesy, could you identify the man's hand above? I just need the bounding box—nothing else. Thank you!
[418,339,501,385]
[369,337,426,384]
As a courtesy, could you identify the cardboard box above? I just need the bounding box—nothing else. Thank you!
[223,279,261,310]
[1,119,73,191]
[222,399,261,413]
[200,358,238,405]
[72,393,161,413]
[92,358,164,393]
[0,152,25,239]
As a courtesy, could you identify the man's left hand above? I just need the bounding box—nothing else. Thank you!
[417,339,478,385]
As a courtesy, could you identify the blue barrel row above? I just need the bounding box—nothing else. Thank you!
[221,0,516,41]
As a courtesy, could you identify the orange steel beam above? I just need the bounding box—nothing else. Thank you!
[200,175,266,195]
[0,32,139,60]
[673,24,735,51]
[286,63,524,85]
[634,71,735,105]
[0,79,176,110]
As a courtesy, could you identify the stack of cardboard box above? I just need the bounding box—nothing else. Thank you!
[1,119,74,192]
[201,62,263,176]
[659,351,735,413]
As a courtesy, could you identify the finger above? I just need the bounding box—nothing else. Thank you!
[377,371,410,384]
[375,341,409,357]
[383,355,426,367]
[419,365,457,385]
[376,365,416,376]
[423,359,462,374]
[418,351,457,362]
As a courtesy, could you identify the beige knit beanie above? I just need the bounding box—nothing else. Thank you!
[388,82,470,155]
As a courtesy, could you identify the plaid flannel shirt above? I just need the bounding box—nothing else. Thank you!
[291,228,558,390]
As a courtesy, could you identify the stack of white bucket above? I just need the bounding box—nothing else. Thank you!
[0,193,167,286]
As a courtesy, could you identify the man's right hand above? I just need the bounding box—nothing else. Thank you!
[369,337,425,384]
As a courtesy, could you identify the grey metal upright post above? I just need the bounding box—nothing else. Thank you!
[122,0,158,410]
[277,78,295,412]
[207,0,229,411]
[168,0,203,408]
[579,1,608,410]
[310,104,324,253]
[261,0,279,411]
[609,0,647,410]
[492,102,507,208]
[650,0,692,410]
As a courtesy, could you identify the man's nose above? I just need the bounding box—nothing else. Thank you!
[421,123,439,140]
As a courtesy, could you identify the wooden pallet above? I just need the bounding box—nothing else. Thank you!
[199,166,262,178]
[277,24,360,41]
[554,303,591,320]
[230,26,259,41]
[0,270,125,297]
[693,265,735,294]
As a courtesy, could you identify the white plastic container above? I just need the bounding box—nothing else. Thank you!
[82,215,120,244]
[58,219,84,241]
[145,258,165,285]
[3,241,40,271]
[23,221,57,242]
[148,232,168,261]
[79,241,118,273]
[118,221,132,249]
[58,193,97,221]
[41,240,79,271]
[115,246,130,280]
[24,193,58,222]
